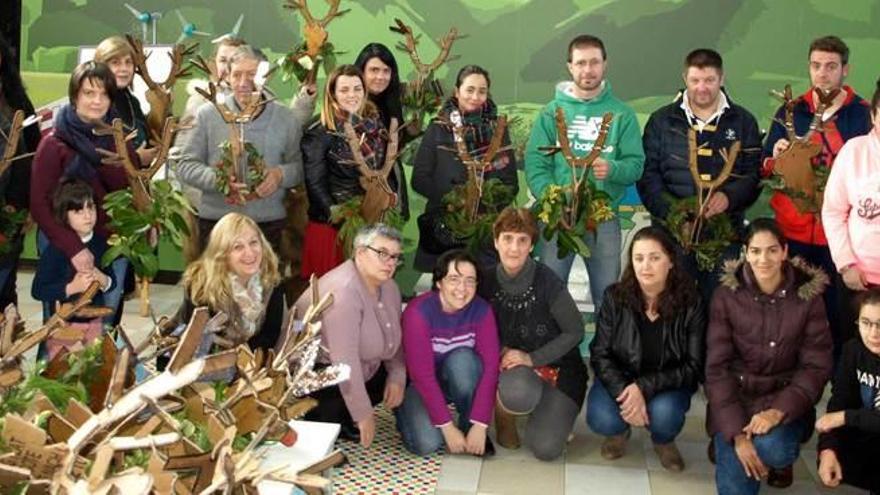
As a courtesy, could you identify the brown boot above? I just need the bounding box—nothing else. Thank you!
[654,442,685,472]
[494,400,520,450]
[767,466,793,488]
[600,432,629,460]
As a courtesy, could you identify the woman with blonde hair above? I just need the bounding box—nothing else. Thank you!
[161,212,285,368]
[93,36,151,157]
[300,64,403,279]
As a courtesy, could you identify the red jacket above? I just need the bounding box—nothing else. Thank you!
[705,257,833,442]
[30,133,131,259]
[761,86,871,245]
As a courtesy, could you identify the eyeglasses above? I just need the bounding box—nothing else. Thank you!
[444,275,478,289]
[366,246,404,266]
[858,318,880,333]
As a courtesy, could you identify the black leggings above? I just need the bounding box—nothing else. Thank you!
[305,366,387,428]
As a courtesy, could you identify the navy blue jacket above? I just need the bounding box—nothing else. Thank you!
[32,233,115,312]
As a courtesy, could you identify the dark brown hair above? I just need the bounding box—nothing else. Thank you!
[809,35,849,65]
[684,48,723,72]
[858,287,880,312]
[567,34,606,62]
[455,64,491,89]
[610,226,698,318]
[68,60,116,104]
[493,207,538,244]
[745,217,788,249]
[52,179,95,226]
[871,77,880,118]
[432,249,479,289]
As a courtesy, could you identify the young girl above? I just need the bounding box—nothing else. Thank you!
[32,180,114,359]
[816,288,880,492]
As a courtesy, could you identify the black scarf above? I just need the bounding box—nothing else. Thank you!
[112,89,148,148]
[330,113,387,170]
[53,104,115,181]
[440,96,499,158]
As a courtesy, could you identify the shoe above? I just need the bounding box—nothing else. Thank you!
[339,422,360,443]
[654,442,685,472]
[707,436,716,464]
[494,400,520,450]
[482,436,496,458]
[767,466,793,489]
[600,431,630,460]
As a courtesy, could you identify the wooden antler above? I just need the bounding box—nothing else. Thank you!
[340,118,401,223]
[0,110,33,178]
[685,128,740,246]
[391,18,461,81]
[125,34,198,141]
[447,116,512,220]
[284,0,350,60]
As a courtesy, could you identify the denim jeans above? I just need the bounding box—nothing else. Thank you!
[586,378,693,444]
[395,347,483,456]
[713,419,805,495]
[538,219,621,310]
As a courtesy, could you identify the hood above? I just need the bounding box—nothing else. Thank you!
[719,255,828,301]
[554,80,613,107]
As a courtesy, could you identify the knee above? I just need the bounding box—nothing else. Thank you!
[402,430,444,456]
[586,396,625,436]
[498,367,541,414]
[647,394,688,431]
[443,348,482,392]
[528,434,566,461]
[754,433,800,468]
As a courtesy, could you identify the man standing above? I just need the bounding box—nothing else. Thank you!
[638,48,762,301]
[178,44,304,256]
[762,35,871,363]
[525,35,644,310]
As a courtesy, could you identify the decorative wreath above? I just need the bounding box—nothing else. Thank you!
[536,183,615,259]
[661,194,736,271]
[215,141,267,205]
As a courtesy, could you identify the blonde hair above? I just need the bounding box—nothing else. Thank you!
[182,213,281,312]
[94,36,134,66]
[319,64,377,131]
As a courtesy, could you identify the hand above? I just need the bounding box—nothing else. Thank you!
[734,434,768,480]
[616,383,649,427]
[817,449,843,487]
[71,248,95,272]
[703,191,730,219]
[135,144,158,165]
[841,265,868,291]
[743,408,785,437]
[772,138,791,158]
[440,423,467,454]
[815,411,846,433]
[66,271,96,296]
[90,268,112,290]
[357,415,376,448]
[500,349,533,370]
[592,157,610,180]
[147,226,160,248]
[383,382,404,409]
[464,424,488,456]
[255,167,283,198]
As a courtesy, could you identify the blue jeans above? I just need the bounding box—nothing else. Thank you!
[538,219,621,310]
[714,419,805,495]
[395,348,483,456]
[586,378,693,444]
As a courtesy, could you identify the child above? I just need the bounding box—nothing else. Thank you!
[32,179,114,360]
[816,288,880,493]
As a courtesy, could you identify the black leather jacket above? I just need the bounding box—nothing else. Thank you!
[589,286,707,401]
[300,122,400,223]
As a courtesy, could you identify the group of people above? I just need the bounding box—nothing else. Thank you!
[0,22,878,495]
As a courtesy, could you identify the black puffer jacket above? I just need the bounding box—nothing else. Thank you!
[637,90,762,228]
[300,120,400,223]
[590,285,707,401]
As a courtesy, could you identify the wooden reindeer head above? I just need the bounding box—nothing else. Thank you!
[0,110,37,178]
[446,115,511,220]
[770,84,840,211]
[341,118,401,224]
[682,128,740,247]
[125,34,197,141]
[285,0,349,58]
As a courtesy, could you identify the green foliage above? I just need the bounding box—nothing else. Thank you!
[761,163,830,215]
[215,141,266,204]
[102,180,193,279]
[536,183,615,259]
[173,410,254,454]
[330,196,405,258]
[279,42,343,83]
[661,195,736,271]
[440,178,515,253]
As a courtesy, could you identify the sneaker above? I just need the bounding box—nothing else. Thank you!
[767,466,793,489]
[654,442,685,472]
[600,432,630,460]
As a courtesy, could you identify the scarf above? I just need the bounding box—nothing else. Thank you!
[228,273,265,344]
[53,104,115,181]
[112,89,148,148]
[440,96,500,161]
[331,113,388,170]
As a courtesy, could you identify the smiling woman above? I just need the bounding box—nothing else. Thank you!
[93,36,149,151]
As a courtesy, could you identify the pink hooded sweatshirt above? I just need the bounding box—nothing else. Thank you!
[822,127,880,285]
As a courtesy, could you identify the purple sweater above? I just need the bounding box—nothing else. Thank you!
[402,291,500,426]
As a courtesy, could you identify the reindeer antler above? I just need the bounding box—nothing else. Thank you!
[391,18,462,79]
[284,0,349,60]
[771,84,841,144]
[0,110,38,178]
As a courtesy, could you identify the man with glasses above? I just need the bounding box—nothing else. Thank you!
[396,249,500,457]
[294,223,406,448]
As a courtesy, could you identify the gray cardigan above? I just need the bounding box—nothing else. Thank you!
[177,96,304,222]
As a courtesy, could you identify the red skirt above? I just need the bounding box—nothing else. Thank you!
[301,221,345,279]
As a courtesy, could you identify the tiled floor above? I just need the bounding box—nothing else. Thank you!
[12,268,872,495]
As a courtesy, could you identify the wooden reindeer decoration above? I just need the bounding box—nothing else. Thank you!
[769,84,840,212]
[390,18,463,125]
[283,0,349,83]
[684,128,740,247]
[341,118,401,223]
[442,115,512,221]
[540,109,613,229]
[125,34,197,141]
[0,110,38,178]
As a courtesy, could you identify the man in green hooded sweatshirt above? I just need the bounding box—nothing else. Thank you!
[525,34,645,310]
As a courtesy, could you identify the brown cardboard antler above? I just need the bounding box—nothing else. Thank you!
[340,118,401,223]
[446,115,511,220]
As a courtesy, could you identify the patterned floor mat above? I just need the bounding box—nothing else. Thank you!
[331,407,443,494]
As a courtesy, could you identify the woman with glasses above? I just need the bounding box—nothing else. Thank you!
[396,249,500,456]
[815,288,880,492]
[294,223,406,448]
[706,218,833,494]
[477,207,587,461]
[587,226,706,472]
